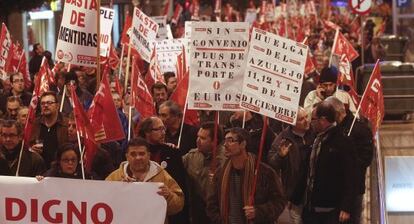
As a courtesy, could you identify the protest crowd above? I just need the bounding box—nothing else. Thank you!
[0,0,390,223]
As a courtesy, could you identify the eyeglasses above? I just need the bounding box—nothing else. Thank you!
[61,158,78,164]
[151,127,166,132]
[40,101,57,106]
[1,133,19,138]
[12,79,24,83]
[224,137,239,144]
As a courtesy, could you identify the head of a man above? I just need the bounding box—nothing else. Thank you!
[325,96,347,123]
[163,72,177,94]
[40,91,59,118]
[33,43,44,56]
[10,73,25,94]
[17,107,29,125]
[318,66,338,98]
[151,82,168,105]
[223,127,249,158]
[0,120,22,151]
[292,107,309,134]
[311,102,336,134]
[126,138,151,173]
[197,121,224,155]
[6,96,22,120]
[139,117,166,145]
[67,114,77,142]
[158,101,182,131]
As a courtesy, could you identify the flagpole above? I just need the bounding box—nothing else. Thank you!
[15,51,24,73]
[15,140,25,176]
[242,110,246,129]
[118,44,125,79]
[348,59,380,136]
[76,131,86,180]
[60,85,66,112]
[177,102,187,149]
[124,42,132,90]
[96,0,101,87]
[329,28,339,67]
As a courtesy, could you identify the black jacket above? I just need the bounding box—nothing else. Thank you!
[308,126,357,213]
[1,143,46,177]
[337,111,374,194]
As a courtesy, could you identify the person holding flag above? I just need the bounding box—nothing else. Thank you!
[207,127,286,224]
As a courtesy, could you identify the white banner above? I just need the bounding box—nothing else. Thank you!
[55,2,98,67]
[188,22,249,111]
[131,7,159,62]
[156,39,184,73]
[152,16,168,40]
[0,176,166,224]
[240,28,308,125]
[100,7,115,57]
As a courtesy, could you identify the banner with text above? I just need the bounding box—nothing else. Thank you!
[156,39,184,73]
[0,176,166,224]
[188,22,249,111]
[152,16,168,40]
[131,7,159,62]
[55,1,98,67]
[100,7,115,57]
[240,28,308,125]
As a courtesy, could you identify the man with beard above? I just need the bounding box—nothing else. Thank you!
[30,91,68,168]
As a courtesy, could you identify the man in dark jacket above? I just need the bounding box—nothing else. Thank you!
[139,116,189,224]
[207,127,286,224]
[303,102,357,224]
[326,96,374,224]
[268,107,315,224]
[0,73,32,114]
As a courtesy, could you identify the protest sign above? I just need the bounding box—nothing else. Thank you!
[100,7,115,57]
[131,7,159,62]
[55,1,99,67]
[0,176,166,224]
[156,39,184,73]
[240,28,308,125]
[188,22,249,111]
[152,16,168,40]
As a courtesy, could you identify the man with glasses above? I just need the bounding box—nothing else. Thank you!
[0,120,45,176]
[30,91,69,168]
[139,116,188,224]
[106,137,184,222]
[302,102,356,224]
[207,127,286,224]
[0,73,32,114]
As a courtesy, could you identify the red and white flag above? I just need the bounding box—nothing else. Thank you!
[145,45,164,88]
[131,59,155,119]
[332,30,359,62]
[171,3,183,24]
[0,23,14,79]
[120,14,132,45]
[175,45,187,83]
[359,60,384,134]
[88,68,125,143]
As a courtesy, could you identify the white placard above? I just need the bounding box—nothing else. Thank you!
[131,7,159,62]
[0,176,167,223]
[100,7,115,57]
[240,28,308,125]
[188,22,250,111]
[245,9,257,24]
[55,2,98,67]
[156,39,184,73]
[152,16,168,40]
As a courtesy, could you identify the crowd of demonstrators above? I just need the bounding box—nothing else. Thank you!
[0,2,383,224]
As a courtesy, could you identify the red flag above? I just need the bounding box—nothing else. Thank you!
[120,14,132,45]
[348,87,360,108]
[175,45,187,83]
[17,48,32,89]
[0,23,14,78]
[302,38,316,77]
[171,3,183,24]
[88,68,125,143]
[145,45,164,88]
[37,57,55,93]
[323,20,341,31]
[131,59,155,119]
[359,60,384,134]
[332,30,359,62]
[337,54,355,87]
[101,42,120,70]
[114,75,124,96]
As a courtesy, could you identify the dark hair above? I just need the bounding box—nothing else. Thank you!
[9,72,23,83]
[127,137,150,153]
[226,127,250,146]
[1,119,23,136]
[163,72,176,83]
[151,82,167,95]
[40,91,58,103]
[316,101,336,123]
[200,121,224,144]
[57,143,80,162]
[159,100,183,118]
[32,43,41,53]
[7,96,23,105]
[138,117,157,138]
[64,71,79,85]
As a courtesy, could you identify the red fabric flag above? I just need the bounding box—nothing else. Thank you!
[175,45,187,83]
[145,45,164,88]
[359,60,384,134]
[101,42,120,70]
[88,68,125,143]
[37,57,55,92]
[120,14,132,45]
[323,20,341,31]
[114,75,124,96]
[0,23,14,78]
[17,48,32,89]
[337,54,355,87]
[332,30,359,62]
[171,3,183,24]
[302,37,316,77]
[131,59,155,119]
[348,87,360,108]
[8,42,31,88]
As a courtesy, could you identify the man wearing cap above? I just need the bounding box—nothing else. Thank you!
[304,66,356,115]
